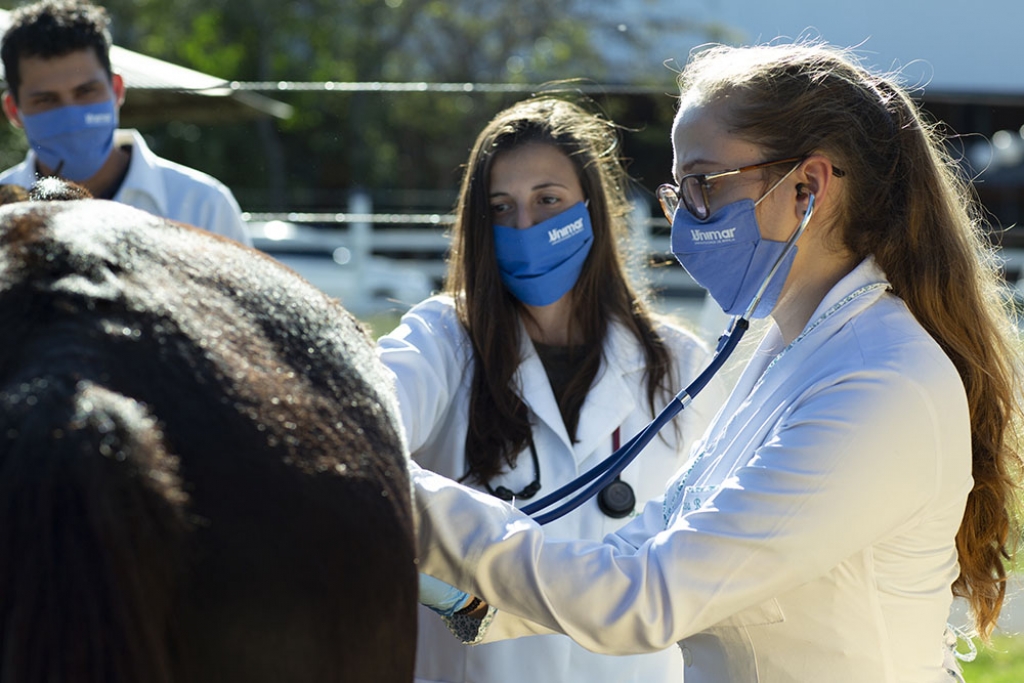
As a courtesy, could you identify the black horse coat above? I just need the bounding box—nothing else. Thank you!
[0,197,416,682]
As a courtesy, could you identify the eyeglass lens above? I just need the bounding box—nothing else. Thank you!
[658,178,710,223]
[657,185,678,222]
[681,177,708,220]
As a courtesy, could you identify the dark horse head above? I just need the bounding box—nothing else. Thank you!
[0,194,416,682]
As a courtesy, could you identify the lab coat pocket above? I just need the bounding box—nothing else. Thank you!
[715,597,786,628]
[685,600,785,681]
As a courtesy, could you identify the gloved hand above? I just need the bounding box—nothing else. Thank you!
[419,573,473,617]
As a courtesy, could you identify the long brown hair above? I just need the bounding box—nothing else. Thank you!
[678,42,1023,638]
[444,96,675,485]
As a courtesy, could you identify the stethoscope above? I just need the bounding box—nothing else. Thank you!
[596,428,635,518]
[485,427,634,518]
[521,194,816,526]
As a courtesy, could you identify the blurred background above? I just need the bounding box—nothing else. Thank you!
[2,0,1023,325]
[0,0,1022,677]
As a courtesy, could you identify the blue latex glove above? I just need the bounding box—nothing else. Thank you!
[419,573,472,617]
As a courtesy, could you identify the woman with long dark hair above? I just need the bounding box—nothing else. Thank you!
[379,96,719,682]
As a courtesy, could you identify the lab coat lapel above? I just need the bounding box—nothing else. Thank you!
[573,322,637,466]
[746,258,890,402]
[683,258,891,493]
[514,319,638,466]
[514,322,574,452]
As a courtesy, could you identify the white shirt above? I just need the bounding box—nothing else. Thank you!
[379,295,723,683]
[0,129,250,246]
[413,259,973,682]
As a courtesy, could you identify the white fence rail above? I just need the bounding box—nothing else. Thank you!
[246,216,705,299]
[246,191,1024,319]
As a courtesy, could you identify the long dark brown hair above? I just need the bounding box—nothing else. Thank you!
[678,42,1023,639]
[444,96,676,486]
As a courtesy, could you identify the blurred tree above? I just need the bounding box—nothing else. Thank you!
[8,0,717,212]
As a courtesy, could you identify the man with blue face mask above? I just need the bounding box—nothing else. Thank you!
[0,0,250,246]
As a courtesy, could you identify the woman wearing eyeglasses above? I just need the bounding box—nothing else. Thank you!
[413,42,1023,683]
[378,96,723,683]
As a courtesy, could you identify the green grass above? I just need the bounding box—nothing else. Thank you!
[360,311,404,340]
[962,634,1024,682]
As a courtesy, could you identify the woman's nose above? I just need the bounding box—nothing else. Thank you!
[514,205,536,230]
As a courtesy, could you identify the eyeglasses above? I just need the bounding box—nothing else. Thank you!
[656,156,805,222]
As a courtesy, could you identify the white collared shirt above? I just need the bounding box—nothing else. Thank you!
[0,129,250,246]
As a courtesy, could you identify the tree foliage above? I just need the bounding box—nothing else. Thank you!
[12,0,720,212]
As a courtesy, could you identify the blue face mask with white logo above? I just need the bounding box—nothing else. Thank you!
[493,201,594,307]
[20,99,118,181]
[670,197,797,319]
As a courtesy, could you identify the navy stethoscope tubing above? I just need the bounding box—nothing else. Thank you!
[522,316,749,524]
[524,194,816,525]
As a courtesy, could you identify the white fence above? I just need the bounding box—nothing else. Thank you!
[244,192,707,303]
[245,191,1024,324]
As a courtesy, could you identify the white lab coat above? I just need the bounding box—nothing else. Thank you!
[378,295,723,683]
[413,259,973,683]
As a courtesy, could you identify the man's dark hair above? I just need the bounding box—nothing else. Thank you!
[1,0,113,101]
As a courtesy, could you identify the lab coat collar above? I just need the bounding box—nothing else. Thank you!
[514,317,638,463]
[803,256,890,328]
[751,256,890,392]
[696,257,892,473]
[754,257,891,359]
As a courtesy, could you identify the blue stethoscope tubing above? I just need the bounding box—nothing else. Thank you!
[524,194,816,525]
[522,317,749,524]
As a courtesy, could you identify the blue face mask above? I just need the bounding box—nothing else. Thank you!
[20,99,118,181]
[670,199,794,318]
[493,201,594,307]
[670,172,808,319]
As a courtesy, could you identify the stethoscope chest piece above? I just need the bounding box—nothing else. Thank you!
[597,476,635,518]
[597,426,635,518]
